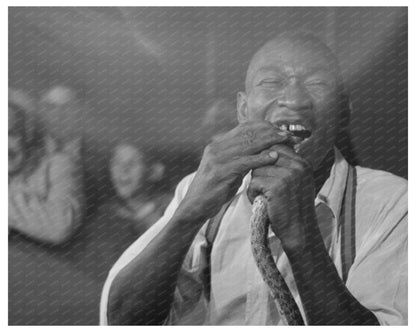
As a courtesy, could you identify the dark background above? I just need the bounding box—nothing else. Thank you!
[8,7,407,325]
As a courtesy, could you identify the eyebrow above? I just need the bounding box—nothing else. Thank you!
[255,65,335,80]
[255,66,284,75]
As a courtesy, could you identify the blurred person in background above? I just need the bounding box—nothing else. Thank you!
[80,143,172,280]
[8,88,85,245]
[103,142,171,235]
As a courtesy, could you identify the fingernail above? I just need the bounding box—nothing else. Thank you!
[268,151,278,159]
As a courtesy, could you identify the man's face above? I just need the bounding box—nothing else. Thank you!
[8,105,26,175]
[237,37,342,169]
[110,144,147,200]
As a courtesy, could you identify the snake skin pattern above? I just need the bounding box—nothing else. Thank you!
[250,195,305,325]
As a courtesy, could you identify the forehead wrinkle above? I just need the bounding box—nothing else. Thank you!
[254,64,335,80]
[245,34,343,92]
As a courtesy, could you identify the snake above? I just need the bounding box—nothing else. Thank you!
[250,196,305,325]
[249,129,307,325]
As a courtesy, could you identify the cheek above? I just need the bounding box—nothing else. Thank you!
[130,166,146,184]
[246,92,278,121]
[110,166,128,186]
[315,98,340,134]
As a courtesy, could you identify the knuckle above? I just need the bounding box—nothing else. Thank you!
[240,128,257,142]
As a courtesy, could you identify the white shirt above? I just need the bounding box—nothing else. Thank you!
[100,149,407,325]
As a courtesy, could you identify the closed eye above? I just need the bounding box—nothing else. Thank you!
[257,78,286,89]
[305,80,329,87]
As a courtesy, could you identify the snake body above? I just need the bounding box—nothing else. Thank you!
[250,195,305,325]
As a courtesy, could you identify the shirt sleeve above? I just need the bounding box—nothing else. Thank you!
[8,151,84,244]
[346,174,408,325]
[99,173,209,325]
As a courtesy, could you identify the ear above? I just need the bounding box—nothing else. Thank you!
[148,162,165,183]
[236,91,249,123]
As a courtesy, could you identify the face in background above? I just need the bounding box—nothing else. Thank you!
[237,34,344,170]
[8,104,26,175]
[110,144,147,200]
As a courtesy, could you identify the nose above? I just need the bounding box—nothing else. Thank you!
[277,80,312,111]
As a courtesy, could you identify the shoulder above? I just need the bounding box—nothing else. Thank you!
[354,166,407,234]
[355,166,407,205]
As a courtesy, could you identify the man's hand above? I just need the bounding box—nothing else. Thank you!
[247,144,380,325]
[181,121,291,220]
[247,143,318,252]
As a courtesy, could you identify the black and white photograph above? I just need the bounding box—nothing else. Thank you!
[8,6,408,326]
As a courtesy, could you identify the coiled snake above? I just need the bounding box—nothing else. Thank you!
[250,195,305,325]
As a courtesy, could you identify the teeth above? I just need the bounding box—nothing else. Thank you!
[276,123,307,132]
[288,124,306,131]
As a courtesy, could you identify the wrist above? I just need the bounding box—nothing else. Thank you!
[171,198,211,229]
[281,219,325,259]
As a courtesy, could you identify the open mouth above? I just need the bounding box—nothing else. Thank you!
[276,123,312,140]
[273,122,312,152]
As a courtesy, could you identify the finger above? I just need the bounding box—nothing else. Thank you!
[252,165,282,178]
[252,163,311,186]
[227,123,291,156]
[268,144,311,167]
[229,149,279,173]
[246,176,267,203]
[246,172,292,203]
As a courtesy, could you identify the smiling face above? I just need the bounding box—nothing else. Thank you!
[8,104,26,175]
[110,144,147,200]
[237,35,344,169]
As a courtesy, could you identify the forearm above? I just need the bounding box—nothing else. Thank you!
[107,202,208,325]
[284,233,379,325]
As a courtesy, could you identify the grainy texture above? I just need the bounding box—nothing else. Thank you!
[8,7,407,325]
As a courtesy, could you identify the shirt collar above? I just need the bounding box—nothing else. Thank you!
[236,147,350,223]
[316,148,349,221]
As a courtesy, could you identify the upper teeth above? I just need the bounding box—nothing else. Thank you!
[278,124,307,132]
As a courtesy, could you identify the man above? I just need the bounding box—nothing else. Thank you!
[100,32,407,325]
